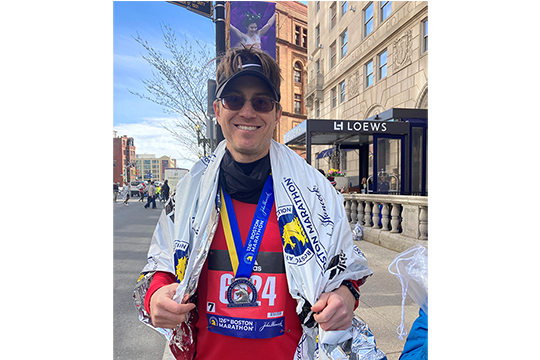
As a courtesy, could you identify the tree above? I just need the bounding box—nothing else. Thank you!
[129,23,215,160]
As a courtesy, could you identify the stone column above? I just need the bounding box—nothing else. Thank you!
[381,203,390,231]
[364,201,372,227]
[350,200,357,226]
[357,200,364,226]
[419,206,428,240]
[372,202,380,229]
[390,203,401,233]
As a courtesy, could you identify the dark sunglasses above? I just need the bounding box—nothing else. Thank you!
[219,95,277,113]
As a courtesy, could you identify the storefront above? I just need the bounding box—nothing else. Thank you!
[283,108,427,196]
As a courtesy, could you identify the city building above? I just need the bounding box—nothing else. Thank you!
[135,154,177,182]
[113,131,136,184]
[286,1,428,195]
[274,1,308,153]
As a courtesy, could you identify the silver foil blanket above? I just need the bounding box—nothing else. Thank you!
[322,317,387,360]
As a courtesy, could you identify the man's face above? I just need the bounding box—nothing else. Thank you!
[214,75,281,163]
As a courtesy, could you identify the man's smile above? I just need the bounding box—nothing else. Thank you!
[236,125,260,131]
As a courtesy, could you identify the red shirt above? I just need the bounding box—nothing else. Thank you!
[147,199,303,360]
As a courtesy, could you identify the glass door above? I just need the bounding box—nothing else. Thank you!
[373,135,405,194]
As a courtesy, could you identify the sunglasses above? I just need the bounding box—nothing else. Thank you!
[219,95,277,113]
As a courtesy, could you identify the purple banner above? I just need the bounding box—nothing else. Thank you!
[229,1,276,59]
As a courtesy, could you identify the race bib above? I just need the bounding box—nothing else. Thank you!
[205,249,288,339]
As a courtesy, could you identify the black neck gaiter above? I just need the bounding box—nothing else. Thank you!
[219,149,271,204]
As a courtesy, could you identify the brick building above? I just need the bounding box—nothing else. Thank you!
[274,1,308,154]
[113,132,136,184]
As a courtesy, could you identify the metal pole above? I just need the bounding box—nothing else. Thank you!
[215,1,225,143]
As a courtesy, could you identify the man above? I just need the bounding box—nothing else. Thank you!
[122,181,130,206]
[113,182,119,202]
[379,176,390,194]
[144,181,156,209]
[135,47,376,360]
[161,179,170,203]
[138,181,147,202]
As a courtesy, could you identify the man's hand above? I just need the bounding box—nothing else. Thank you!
[311,285,356,331]
[149,283,196,329]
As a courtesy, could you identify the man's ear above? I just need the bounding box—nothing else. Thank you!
[275,106,282,125]
[213,100,221,124]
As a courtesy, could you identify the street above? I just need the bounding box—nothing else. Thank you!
[113,194,419,360]
[113,195,167,359]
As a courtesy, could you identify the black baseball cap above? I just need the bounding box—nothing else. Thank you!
[215,60,281,102]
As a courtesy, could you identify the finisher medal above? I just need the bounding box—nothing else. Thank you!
[220,176,274,309]
[226,277,259,308]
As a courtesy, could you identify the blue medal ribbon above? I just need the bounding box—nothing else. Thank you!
[221,175,274,279]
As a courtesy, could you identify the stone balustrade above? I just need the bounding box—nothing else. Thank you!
[342,193,428,252]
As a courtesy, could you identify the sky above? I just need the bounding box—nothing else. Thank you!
[113,1,217,168]
[114,1,309,168]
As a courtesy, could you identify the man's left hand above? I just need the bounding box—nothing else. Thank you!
[311,285,357,331]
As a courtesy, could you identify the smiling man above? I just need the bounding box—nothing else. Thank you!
[135,46,376,360]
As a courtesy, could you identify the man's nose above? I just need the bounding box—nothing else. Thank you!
[238,99,257,118]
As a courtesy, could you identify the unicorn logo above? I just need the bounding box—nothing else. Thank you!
[282,216,309,251]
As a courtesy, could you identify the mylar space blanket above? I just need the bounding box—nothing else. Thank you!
[135,140,385,360]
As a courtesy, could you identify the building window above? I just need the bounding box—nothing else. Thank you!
[294,94,302,114]
[315,25,320,46]
[295,26,301,46]
[330,2,337,29]
[316,1,320,12]
[330,41,337,68]
[364,2,374,38]
[316,59,320,74]
[340,30,348,59]
[422,19,428,53]
[341,1,348,17]
[315,100,320,118]
[380,1,391,22]
[294,62,302,83]
[331,87,337,108]
[302,28,307,48]
[339,80,346,103]
[379,50,387,80]
[366,60,374,88]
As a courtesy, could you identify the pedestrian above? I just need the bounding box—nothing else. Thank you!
[156,183,162,202]
[134,46,375,360]
[138,181,147,202]
[113,182,119,202]
[399,308,428,360]
[361,177,367,194]
[379,175,390,194]
[161,179,170,203]
[122,181,130,206]
[144,181,156,209]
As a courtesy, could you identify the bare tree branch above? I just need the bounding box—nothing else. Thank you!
[128,23,215,158]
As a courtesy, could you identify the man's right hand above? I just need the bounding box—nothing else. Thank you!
[149,283,196,329]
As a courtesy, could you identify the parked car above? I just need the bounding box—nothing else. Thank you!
[130,181,144,197]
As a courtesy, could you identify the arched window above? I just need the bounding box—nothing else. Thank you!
[294,62,302,83]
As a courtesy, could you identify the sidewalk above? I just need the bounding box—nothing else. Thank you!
[353,240,418,360]
[162,240,418,360]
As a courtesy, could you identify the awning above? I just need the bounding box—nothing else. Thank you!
[316,147,335,159]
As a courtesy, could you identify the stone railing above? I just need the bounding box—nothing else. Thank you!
[342,194,428,252]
